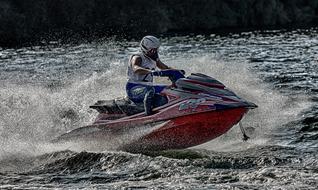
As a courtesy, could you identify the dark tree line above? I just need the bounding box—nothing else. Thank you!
[0,0,317,47]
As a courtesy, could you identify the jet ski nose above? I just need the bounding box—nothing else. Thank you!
[244,101,258,109]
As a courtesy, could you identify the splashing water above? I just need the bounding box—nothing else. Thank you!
[0,29,317,189]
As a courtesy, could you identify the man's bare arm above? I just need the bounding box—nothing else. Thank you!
[156,59,171,70]
[131,56,152,75]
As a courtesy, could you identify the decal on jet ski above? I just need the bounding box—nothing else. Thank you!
[130,86,147,96]
[179,98,206,111]
[198,93,222,101]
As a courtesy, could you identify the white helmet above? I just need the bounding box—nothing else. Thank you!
[140,35,160,54]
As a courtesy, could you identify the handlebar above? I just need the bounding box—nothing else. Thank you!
[153,69,185,83]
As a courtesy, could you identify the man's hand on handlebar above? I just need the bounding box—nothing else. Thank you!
[151,69,185,76]
[151,70,163,76]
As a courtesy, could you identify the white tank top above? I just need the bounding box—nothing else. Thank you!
[127,53,156,82]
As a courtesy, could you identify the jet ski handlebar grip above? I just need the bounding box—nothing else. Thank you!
[152,69,185,83]
[151,70,163,76]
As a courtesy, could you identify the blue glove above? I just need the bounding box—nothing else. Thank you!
[151,70,162,76]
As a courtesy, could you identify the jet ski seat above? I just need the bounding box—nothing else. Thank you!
[89,98,144,115]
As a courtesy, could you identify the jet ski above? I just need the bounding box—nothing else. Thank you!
[55,70,257,151]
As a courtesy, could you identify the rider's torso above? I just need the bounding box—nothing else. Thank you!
[127,53,156,83]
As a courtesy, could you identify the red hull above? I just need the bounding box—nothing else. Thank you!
[124,107,248,151]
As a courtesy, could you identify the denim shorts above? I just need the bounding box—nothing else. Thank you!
[126,82,167,104]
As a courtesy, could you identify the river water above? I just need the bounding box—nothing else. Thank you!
[0,29,317,189]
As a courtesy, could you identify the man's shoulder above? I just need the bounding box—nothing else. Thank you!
[130,53,142,58]
[131,54,141,58]
[131,54,142,63]
[130,55,142,65]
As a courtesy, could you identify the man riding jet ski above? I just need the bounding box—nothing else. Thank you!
[56,70,257,151]
[126,35,184,115]
[53,36,257,151]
